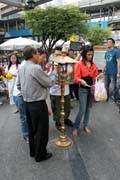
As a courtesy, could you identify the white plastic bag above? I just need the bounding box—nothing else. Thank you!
[94,79,107,102]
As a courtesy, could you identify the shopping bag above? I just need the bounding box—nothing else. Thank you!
[94,79,107,102]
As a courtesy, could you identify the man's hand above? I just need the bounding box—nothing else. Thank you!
[45,62,52,72]
[117,73,120,78]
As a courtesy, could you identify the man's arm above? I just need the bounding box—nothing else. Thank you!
[116,49,120,78]
[117,58,120,78]
[17,70,21,91]
[102,50,107,74]
[102,60,106,74]
[32,65,58,88]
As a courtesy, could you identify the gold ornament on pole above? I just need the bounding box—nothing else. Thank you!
[53,44,77,149]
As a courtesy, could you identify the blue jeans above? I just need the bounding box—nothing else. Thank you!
[73,87,91,130]
[13,96,29,139]
[104,74,120,101]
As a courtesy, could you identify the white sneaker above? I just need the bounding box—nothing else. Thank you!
[0,101,3,105]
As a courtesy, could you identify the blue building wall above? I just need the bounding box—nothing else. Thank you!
[87,21,108,29]
[4,21,108,38]
[5,29,32,38]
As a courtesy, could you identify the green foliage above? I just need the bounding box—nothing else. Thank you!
[86,26,112,46]
[23,6,88,53]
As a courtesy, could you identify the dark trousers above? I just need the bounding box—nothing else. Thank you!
[25,100,49,162]
[50,94,70,124]
[69,84,79,100]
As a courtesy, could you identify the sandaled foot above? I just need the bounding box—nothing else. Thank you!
[72,129,78,136]
[83,127,91,134]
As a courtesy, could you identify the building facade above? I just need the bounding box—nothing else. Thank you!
[0,0,52,43]
[0,0,120,43]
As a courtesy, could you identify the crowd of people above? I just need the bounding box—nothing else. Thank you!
[0,37,120,162]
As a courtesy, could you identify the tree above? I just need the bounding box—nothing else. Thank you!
[86,26,112,46]
[23,6,88,53]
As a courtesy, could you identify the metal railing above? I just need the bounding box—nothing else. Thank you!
[78,0,120,8]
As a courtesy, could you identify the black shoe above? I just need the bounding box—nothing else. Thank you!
[36,153,52,162]
[65,119,73,127]
[23,136,29,143]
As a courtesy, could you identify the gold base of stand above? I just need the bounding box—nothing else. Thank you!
[55,135,73,149]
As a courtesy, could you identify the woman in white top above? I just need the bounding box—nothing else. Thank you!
[6,53,20,105]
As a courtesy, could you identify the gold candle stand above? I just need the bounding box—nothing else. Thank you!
[55,66,73,149]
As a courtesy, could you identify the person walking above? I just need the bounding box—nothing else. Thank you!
[17,46,58,162]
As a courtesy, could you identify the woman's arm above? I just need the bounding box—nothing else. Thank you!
[78,78,91,87]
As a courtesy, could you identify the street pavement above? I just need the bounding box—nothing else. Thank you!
[0,97,120,180]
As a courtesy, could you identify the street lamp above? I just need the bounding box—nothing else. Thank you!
[27,0,35,9]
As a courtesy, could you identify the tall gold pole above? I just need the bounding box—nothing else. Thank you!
[55,70,73,149]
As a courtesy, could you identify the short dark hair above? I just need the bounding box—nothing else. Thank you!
[68,49,74,52]
[107,38,115,44]
[54,46,62,52]
[81,46,94,64]
[37,48,48,55]
[23,46,37,60]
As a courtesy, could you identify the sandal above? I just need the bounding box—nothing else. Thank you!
[72,129,78,136]
[83,127,91,134]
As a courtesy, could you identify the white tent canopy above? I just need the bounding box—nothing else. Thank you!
[0,37,41,50]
